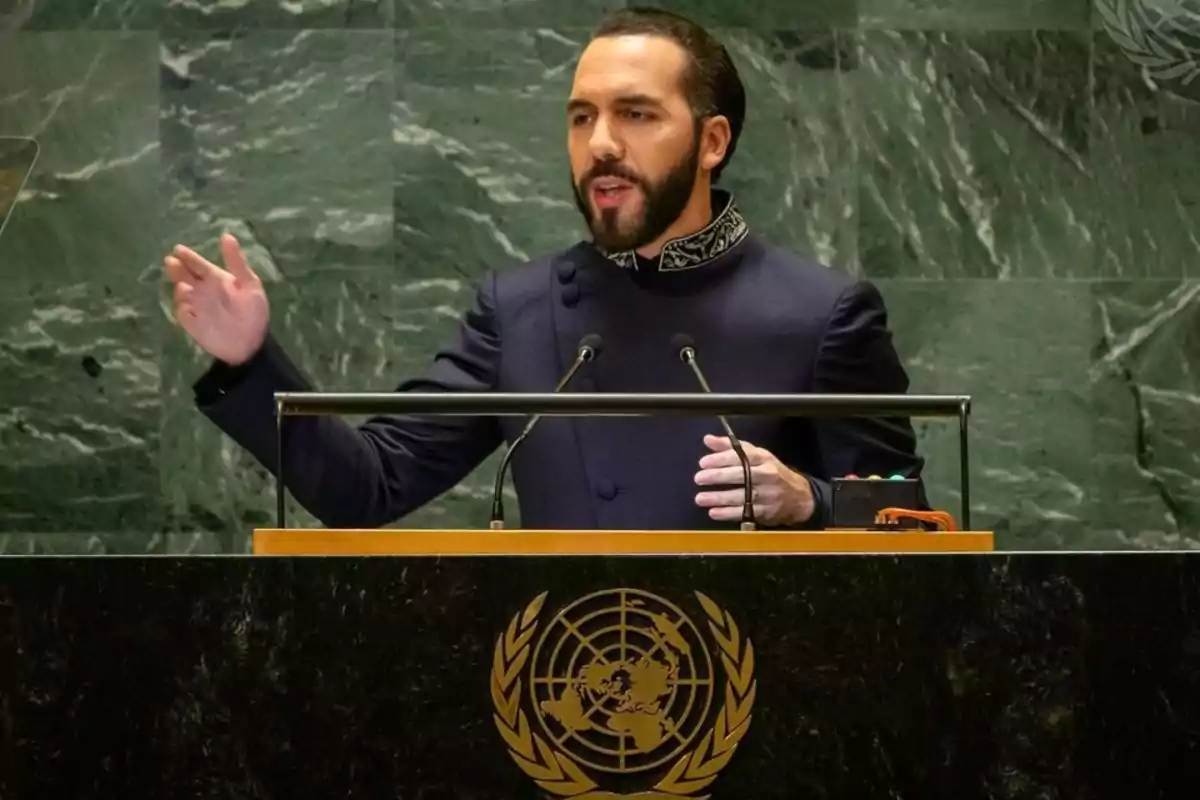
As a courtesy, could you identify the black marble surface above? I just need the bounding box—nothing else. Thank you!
[0,553,1198,798]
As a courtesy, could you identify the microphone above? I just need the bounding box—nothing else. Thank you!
[671,333,757,531]
[489,334,603,529]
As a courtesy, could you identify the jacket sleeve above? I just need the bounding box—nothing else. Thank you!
[803,280,927,528]
[193,271,504,529]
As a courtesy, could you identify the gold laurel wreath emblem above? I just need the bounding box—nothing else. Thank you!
[1098,0,1200,84]
[489,590,756,800]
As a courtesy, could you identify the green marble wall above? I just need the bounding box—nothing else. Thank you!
[0,0,1197,553]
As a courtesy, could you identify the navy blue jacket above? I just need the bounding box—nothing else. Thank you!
[195,193,924,530]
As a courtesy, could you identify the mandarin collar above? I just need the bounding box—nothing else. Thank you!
[596,190,749,272]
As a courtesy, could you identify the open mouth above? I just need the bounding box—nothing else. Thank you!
[591,178,637,209]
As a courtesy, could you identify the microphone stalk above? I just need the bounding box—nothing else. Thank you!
[489,336,601,529]
[677,343,757,531]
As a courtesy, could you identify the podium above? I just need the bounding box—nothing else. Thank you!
[2,536,1195,797]
[226,389,1088,798]
[251,528,996,555]
[1,397,1193,795]
[244,523,996,798]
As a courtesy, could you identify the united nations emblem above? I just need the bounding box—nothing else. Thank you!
[490,589,756,799]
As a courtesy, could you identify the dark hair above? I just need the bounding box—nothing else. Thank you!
[591,7,746,183]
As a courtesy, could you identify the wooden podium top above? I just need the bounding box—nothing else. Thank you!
[251,529,995,556]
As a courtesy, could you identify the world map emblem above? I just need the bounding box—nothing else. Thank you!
[490,588,756,799]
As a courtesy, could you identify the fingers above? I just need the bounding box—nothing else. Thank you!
[705,504,767,522]
[171,280,196,323]
[173,281,194,305]
[696,435,773,485]
[220,233,258,283]
[166,234,257,283]
[703,433,738,453]
[163,255,189,284]
[703,434,758,451]
[695,486,775,509]
[696,486,774,522]
[171,244,220,281]
[703,433,730,451]
[695,463,771,487]
[699,445,739,469]
[700,435,762,468]
[699,448,762,470]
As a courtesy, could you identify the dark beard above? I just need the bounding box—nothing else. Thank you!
[571,136,702,253]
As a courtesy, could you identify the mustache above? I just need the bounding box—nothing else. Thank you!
[580,163,644,190]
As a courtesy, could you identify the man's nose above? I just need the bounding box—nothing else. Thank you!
[588,116,623,161]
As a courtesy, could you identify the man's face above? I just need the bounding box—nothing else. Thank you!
[567,35,705,253]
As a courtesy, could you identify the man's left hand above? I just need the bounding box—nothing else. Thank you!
[694,434,815,526]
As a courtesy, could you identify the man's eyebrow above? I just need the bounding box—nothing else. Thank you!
[566,94,667,113]
[613,93,666,108]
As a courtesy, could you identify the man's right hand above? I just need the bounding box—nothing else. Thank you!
[164,233,270,366]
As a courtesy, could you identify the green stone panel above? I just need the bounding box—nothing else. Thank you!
[0,33,161,535]
[0,33,161,286]
[398,0,621,29]
[163,0,391,30]
[879,279,1098,549]
[160,267,510,549]
[160,30,395,281]
[849,31,1095,279]
[401,1,855,33]
[0,138,39,241]
[647,0,857,28]
[2,0,159,30]
[394,27,584,276]
[1090,34,1200,278]
[157,30,396,547]
[0,281,161,533]
[859,0,1090,29]
[1092,281,1200,549]
[4,5,1197,553]
[722,30,857,271]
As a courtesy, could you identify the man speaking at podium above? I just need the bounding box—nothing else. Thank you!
[163,8,925,532]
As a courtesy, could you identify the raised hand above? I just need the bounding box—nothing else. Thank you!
[164,233,270,366]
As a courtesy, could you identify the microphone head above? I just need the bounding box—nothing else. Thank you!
[671,332,695,360]
[578,333,603,359]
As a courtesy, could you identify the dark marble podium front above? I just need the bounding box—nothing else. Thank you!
[0,553,1197,798]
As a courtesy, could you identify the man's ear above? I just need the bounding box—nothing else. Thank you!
[699,115,732,172]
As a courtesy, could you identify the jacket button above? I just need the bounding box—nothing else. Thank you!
[562,284,580,308]
[557,263,577,284]
[596,479,617,501]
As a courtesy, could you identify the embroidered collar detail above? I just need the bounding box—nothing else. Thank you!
[599,191,749,272]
